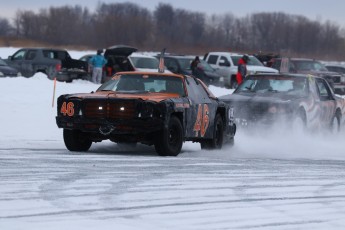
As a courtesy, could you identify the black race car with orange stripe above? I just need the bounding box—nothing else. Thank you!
[220,73,345,132]
[56,71,236,156]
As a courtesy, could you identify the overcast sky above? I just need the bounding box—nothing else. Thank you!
[2,0,345,27]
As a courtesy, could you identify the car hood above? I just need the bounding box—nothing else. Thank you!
[104,45,138,57]
[247,66,279,73]
[65,91,179,103]
[220,91,303,104]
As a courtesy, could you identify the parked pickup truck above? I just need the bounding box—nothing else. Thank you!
[204,52,278,88]
[5,48,89,82]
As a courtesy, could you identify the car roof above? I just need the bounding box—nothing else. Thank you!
[129,52,157,58]
[324,64,345,67]
[164,55,194,59]
[249,73,318,79]
[273,57,320,62]
[206,52,252,56]
[111,71,186,79]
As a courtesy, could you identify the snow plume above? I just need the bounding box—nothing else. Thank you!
[228,121,345,161]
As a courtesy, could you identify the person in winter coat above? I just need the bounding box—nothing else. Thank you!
[236,54,249,86]
[89,49,107,84]
[190,56,200,74]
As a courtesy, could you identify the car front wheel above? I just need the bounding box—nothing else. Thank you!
[155,116,183,156]
[201,114,224,150]
[63,129,92,152]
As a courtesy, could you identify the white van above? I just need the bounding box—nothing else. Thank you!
[204,52,278,88]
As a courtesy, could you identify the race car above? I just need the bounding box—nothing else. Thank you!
[56,71,236,156]
[220,73,345,132]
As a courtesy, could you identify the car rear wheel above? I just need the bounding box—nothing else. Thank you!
[201,114,224,150]
[63,129,92,152]
[330,112,341,133]
[155,116,183,156]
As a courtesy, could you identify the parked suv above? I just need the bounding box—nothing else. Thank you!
[204,52,278,88]
[270,58,345,94]
[162,55,223,86]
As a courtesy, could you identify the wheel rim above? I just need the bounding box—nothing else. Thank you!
[168,125,179,147]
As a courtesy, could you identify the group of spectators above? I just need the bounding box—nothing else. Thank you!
[89,49,250,87]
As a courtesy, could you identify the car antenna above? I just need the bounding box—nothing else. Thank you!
[158,48,166,73]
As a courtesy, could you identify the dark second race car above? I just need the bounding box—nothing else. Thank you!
[220,73,345,132]
[56,71,236,156]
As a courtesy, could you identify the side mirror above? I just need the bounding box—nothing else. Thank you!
[8,56,12,60]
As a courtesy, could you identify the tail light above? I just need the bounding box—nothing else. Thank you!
[55,64,61,71]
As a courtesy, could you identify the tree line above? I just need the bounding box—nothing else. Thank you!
[0,2,344,59]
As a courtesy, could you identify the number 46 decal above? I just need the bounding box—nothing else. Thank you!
[60,102,75,116]
[193,104,209,137]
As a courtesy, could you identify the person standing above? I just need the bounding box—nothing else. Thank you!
[190,56,200,74]
[89,49,107,84]
[236,54,249,86]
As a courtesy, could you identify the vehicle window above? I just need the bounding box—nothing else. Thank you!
[219,56,230,66]
[207,55,218,65]
[12,50,26,60]
[26,50,36,60]
[176,58,193,70]
[271,59,281,70]
[97,74,186,96]
[43,50,55,59]
[236,76,308,95]
[129,57,159,69]
[165,59,179,72]
[316,78,332,100]
[0,59,7,66]
[185,76,210,102]
[293,60,327,71]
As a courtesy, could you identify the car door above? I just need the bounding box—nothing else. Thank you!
[216,55,231,77]
[184,77,217,139]
[315,78,337,127]
[8,49,28,76]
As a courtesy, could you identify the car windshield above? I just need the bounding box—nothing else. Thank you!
[235,76,308,95]
[130,56,159,69]
[177,58,193,70]
[0,59,7,66]
[292,60,328,71]
[97,74,185,96]
[231,55,264,66]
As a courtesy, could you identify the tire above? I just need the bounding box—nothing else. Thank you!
[155,116,183,156]
[200,114,224,150]
[330,112,341,133]
[63,129,92,152]
[292,109,307,133]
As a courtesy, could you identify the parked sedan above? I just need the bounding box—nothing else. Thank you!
[220,73,345,132]
[0,58,22,77]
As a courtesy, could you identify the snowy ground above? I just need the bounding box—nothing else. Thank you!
[1,47,345,230]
